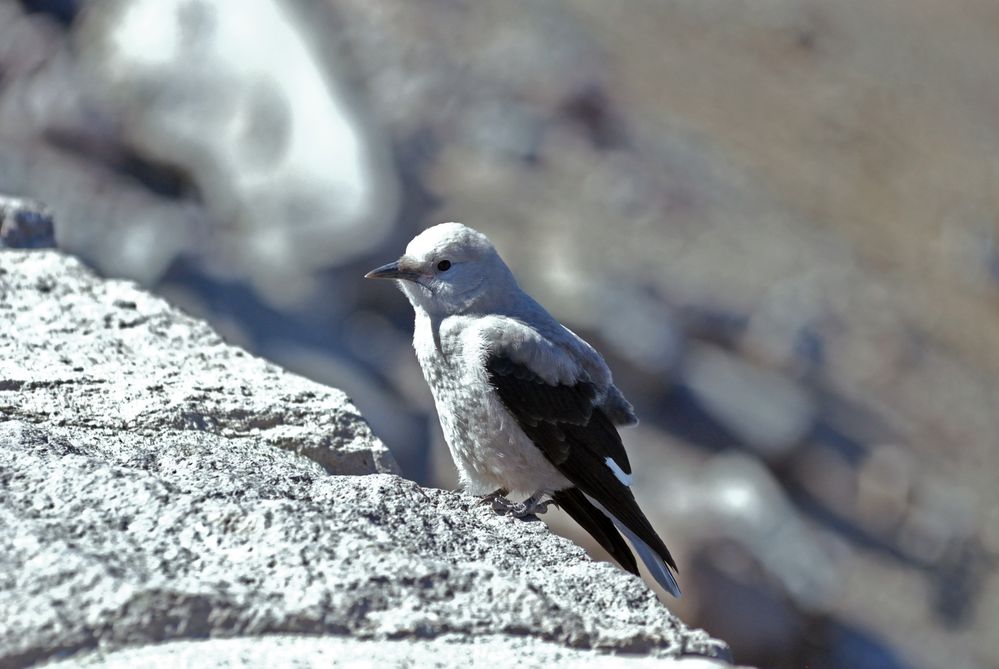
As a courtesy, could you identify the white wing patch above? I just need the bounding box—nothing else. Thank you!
[604,457,633,487]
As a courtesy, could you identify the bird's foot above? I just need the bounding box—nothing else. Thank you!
[480,490,550,518]
[477,488,509,508]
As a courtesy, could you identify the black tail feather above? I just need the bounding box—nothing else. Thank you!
[552,487,639,576]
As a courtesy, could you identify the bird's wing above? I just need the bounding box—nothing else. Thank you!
[559,325,638,427]
[484,345,681,597]
[474,314,638,426]
[602,383,639,427]
[483,352,631,475]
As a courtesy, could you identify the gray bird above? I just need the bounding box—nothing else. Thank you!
[365,222,681,597]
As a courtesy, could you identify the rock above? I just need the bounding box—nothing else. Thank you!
[75,0,400,283]
[0,249,396,477]
[0,196,56,249]
[44,637,736,669]
[0,247,732,667]
[681,346,815,459]
[43,637,733,669]
[0,2,207,284]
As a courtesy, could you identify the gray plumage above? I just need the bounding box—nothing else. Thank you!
[365,222,681,597]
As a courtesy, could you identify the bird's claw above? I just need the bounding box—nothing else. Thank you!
[477,488,509,507]
[509,497,551,517]
[481,491,550,518]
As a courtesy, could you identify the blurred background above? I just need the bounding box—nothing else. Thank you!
[2,0,998,667]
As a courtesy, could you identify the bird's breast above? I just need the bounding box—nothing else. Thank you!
[412,316,569,496]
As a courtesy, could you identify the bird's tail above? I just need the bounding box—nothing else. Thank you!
[585,494,682,598]
[552,488,639,576]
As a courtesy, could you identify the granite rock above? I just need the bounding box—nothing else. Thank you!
[0,249,396,477]
[0,247,731,667]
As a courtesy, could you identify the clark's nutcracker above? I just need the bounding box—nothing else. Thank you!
[365,223,681,597]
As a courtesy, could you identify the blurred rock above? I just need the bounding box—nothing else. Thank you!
[0,194,55,248]
[74,0,398,293]
[690,541,806,668]
[0,2,204,282]
[681,454,843,612]
[681,346,815,459]
[855,444,913,533]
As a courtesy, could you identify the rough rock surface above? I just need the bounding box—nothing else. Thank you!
[0,249,731,667]
[0,250,396,478]
[45,637,732,669]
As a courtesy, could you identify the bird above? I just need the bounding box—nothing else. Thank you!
[365,222,681,597]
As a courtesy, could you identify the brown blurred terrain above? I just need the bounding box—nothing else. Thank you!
[1,1,997,667]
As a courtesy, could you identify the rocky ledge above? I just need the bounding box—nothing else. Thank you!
[0,242,731,667]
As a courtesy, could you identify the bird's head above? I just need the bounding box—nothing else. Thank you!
[365,222,517,315]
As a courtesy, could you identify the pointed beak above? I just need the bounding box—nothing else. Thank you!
[364,260,422,282]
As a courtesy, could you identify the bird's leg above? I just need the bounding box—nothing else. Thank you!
[494,491,551,518]
[477,488,509,508]
[514,492,551,517]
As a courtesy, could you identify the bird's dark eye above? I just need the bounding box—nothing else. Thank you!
[436,260,452,272]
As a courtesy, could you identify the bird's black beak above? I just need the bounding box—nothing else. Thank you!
[364,260,422,282]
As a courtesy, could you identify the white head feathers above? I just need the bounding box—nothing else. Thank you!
[386,222,519,316]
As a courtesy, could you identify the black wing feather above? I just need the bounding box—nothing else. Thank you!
[485,353,678,575]
[552,487,639,575]
[485,356,630,472]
